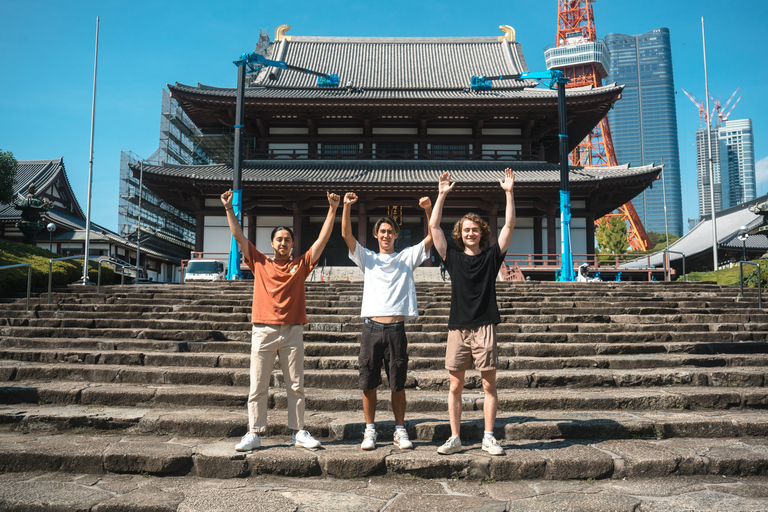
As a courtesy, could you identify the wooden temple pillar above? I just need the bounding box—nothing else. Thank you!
[247,214,256,244]
[547,212,557,264]
[586,214,595,256]
[487,203,499,246]
[292,203,302,254]
[195,212,205,253]
[533,217,543,258]
[357,200,367,248]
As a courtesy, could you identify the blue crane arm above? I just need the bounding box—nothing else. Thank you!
[470,70,567,91]
[234,52,339,87]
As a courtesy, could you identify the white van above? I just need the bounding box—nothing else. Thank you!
[183,259,225,282]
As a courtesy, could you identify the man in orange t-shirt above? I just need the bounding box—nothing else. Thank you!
[221,189,340,452]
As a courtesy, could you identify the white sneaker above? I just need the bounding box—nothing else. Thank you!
[437,436,461,455]
[482,436,505,456]
[235,432,261,451]
[292,430,321,450]
[393,428,413,450]
[361,428,377,450]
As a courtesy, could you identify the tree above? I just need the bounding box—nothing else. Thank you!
[595,218,629,254]
[0,150,18,204]
[647,231,681,251]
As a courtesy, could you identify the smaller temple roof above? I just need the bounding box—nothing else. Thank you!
[1,159,181,264]
[0,158,84,220]
[134,159,661,219]
[622,195,768,269]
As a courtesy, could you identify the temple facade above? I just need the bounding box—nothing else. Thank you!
[135,25,661,269]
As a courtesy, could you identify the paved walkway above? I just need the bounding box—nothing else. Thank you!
[1,471,767,511]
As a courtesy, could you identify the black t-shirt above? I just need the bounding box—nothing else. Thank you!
[444,243,506,328]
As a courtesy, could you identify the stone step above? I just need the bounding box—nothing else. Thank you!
[2,404,768,443]
[3,470,768,512]
[7,307,768,327]
[4,337,767,359]
[3,325,765,344]
[3,361,767,390]
[0,431,767,482]
[3,347,768,372]
[3,381,766,412]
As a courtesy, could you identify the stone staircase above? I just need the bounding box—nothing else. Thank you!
[1,280,768,483]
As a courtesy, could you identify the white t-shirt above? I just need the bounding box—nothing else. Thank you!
[349,240,429,321]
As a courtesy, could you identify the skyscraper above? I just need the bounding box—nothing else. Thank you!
[604,28,684,236]
[719,119,756,209]
[695,126,721,217]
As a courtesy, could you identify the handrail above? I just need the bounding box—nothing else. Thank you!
[0,262,32,311]
[739,261,762,308]
[662,250,686,282]
[48,255,85,304]
[97,257,135,293]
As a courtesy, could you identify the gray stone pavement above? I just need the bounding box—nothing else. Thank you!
[1,471,768,512]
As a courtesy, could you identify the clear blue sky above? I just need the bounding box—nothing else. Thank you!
[2,0,766,234]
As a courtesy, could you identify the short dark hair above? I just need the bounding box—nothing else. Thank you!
[270,226,294,241]
[452,213,490,250]
[372,216,400,237]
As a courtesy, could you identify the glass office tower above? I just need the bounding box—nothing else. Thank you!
[719,119,756,209]
[605,28,684,236]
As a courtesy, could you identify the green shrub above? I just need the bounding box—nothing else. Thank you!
[743,261,768,288]
[0,239,116,296]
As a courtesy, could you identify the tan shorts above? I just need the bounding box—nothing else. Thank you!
[445,324,498,372]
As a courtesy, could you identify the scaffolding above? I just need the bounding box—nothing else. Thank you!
[118,151,195,254]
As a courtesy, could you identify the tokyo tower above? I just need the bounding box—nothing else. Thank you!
[545,0,650,251]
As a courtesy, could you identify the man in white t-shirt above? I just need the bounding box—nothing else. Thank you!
[341,192,433,450]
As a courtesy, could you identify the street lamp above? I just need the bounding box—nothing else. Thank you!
[737,225,749,262]
[46,222,56,253]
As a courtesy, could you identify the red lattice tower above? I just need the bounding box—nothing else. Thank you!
[546,0,650,250]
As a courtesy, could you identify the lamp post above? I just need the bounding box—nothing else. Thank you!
[737,225,749,262]
[46,222,56,253]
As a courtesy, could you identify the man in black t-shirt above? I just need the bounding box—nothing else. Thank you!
[429,169,516,456]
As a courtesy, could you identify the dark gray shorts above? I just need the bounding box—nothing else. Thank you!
[358,319,408,392]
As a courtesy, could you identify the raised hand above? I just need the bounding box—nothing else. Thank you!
[438,172,455,195]
[500,168,515,193]
[221,189,233,209]
[419,196,432,210]
[344,192,358,205]
[327,191,341,208]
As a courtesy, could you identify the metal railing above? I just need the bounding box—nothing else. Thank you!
[662,250,686,282]
[739,261,762,309]
[96,257,135,293]
[47,255,85,304]
[0,262,32,311]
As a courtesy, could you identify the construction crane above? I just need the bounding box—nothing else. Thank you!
[682,87,743,128]
[471,70,576,281]
[681,88,707,127]
[545,0,651,251]
[226,51,339,280]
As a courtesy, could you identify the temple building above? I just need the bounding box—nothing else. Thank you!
[0,158,184,282]
[135,25,661,269]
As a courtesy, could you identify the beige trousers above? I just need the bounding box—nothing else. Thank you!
[248,323,304,433]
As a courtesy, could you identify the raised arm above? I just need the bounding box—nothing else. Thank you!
[428,172,455,260]
[419,196,433,252]
[221,189,250,257]
[341,192,359,254]
[309,191,340,265]
[496,168,517,254]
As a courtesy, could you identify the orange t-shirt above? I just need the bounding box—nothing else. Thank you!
[244,241,316,325]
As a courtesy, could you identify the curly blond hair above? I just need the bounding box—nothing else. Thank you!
[452,213,490,250]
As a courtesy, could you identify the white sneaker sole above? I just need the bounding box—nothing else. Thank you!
[482,445,504,456]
